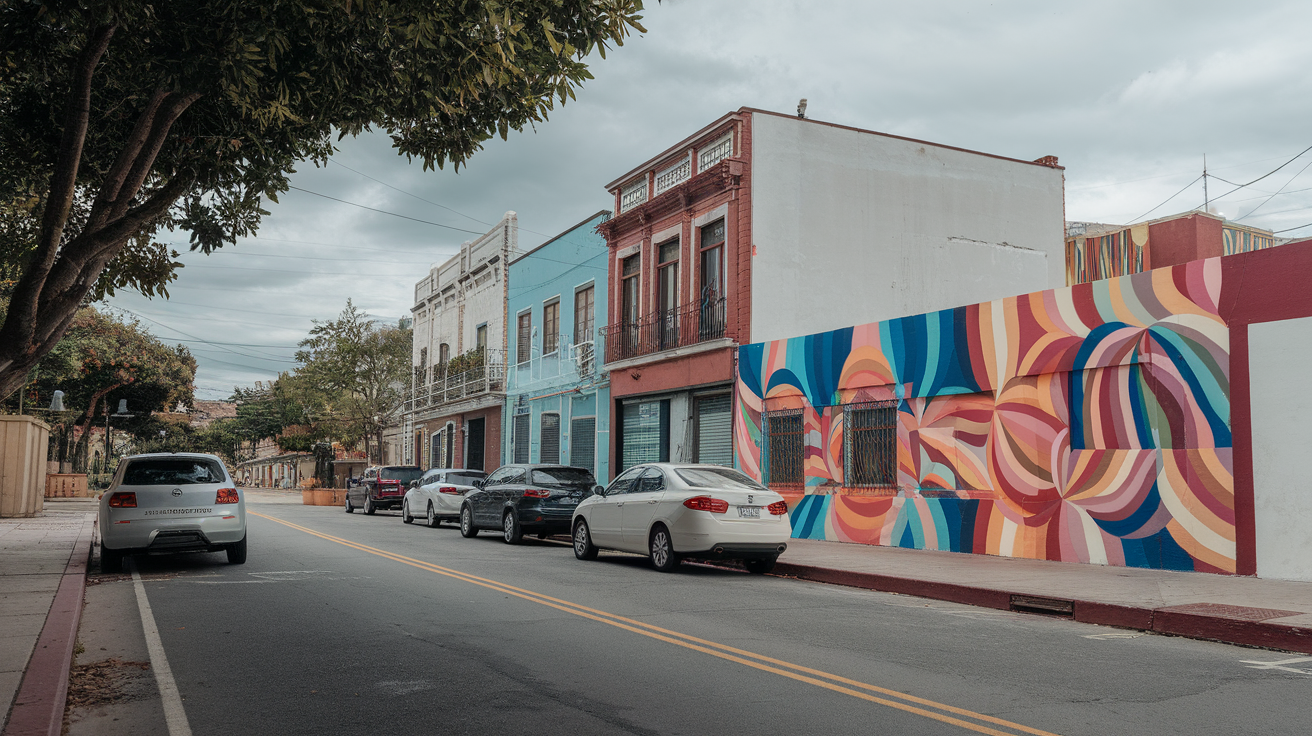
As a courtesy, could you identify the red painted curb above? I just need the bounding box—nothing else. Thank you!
[1152,610,1312,655]
[764,560,1312,654]
[2,517,95,736]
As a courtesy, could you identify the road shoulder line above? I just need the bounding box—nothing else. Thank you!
[130,565,193,736]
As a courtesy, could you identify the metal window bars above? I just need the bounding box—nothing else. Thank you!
[763,409,805,488]
[399,348,507,414]
[844,400,898,488]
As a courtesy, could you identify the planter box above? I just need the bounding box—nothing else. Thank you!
[1,416,50,517]
[45,473,89,498]
[302,488,348,506]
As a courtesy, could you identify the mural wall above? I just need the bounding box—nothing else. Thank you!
[736,257,1234,572]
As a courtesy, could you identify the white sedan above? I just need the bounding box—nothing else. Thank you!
[98,453,247,572]
[402,468,487,528]
[571,463,791,573]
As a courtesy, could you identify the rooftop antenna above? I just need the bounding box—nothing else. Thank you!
[797,98,807,119]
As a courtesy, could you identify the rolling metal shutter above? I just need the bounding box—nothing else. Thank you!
[622,400,666,470]
[513,413,530,464]
[540,413,561,464]
[570,416,596,475]
[695,394,733,467]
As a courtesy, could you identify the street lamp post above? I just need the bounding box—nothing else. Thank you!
[105,399,135,473]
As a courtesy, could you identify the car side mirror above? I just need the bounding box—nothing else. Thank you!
[592,484,605,497]
[474,479,485,489]
[408,480,418,489]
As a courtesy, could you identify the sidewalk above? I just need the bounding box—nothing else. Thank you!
[770,537,1312,654]
[0,498,97,736]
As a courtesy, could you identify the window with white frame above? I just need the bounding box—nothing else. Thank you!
[654,155,692,196]
[620,178,648,213]
[698,133,733,171]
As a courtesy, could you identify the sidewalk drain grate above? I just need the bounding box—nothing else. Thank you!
[1158,602,1303,622]
[1010,594,1074,616]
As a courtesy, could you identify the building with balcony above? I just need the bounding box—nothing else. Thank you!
[598,107,1067,478]
[1065,210,1280,285]
[501,211,612,479]
[400,212,518,472]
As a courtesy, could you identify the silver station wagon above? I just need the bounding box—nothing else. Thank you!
[98,453,248,572]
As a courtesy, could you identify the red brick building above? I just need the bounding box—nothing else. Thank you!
[597,108,1067,478]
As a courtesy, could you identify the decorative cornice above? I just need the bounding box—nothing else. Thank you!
[597,158,746,241]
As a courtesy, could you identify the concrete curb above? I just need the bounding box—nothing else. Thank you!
[765,560,1312,655]
[2,516,96,736]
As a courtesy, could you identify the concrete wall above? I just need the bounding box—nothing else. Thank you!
[412,211,516,373]
[1249,315,1312,582]
[748,111,1066,343]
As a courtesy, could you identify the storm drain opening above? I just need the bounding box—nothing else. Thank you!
[1009,594,1074,617]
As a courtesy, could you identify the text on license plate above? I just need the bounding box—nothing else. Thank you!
[737,506,761,518]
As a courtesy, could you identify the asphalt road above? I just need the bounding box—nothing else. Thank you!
[73,493,1312,735]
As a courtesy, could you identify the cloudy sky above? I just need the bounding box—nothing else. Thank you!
[103,0,1312,401]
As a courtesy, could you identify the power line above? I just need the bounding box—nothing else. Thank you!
[328,160,494,228]
[1236,157,1312,222]
[1202,143,1312,204]
[287,186,486,235]
[1130,175,1202,223]
[1274,221,1312,234]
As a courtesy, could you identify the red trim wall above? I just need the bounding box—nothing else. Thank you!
[1221,238,1312,575]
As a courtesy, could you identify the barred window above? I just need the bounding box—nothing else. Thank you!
[765,410,804,487]
[845,401,898,487]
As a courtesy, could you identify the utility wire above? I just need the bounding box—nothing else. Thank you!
[328,160,494,228]
[1202,143,1312,204]
[287,185,486,235]
[1130,175,1202,223]
[1236,157,1312,222]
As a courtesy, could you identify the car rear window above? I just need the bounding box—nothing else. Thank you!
[123,458,226,486]
[445,472,486,486]
[381,467,423,483]
[532,468,596,486]
[674,467,767,491]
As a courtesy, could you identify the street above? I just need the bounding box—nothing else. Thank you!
[69,494,1310,736]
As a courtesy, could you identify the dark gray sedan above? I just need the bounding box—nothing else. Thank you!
[459,464,600,544]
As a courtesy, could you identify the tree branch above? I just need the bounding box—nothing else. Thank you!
[86,88,169,232]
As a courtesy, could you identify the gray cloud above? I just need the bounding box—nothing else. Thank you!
[106,0,1312,398]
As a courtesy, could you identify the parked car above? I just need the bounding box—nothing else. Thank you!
[98,453,247,573]
[402,468,487,527]
[571,464,790,573]
[459,464,599,544]
[346,465,423,514]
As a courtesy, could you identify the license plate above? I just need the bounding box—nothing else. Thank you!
[558,497,579,506]
[737,506,761,518]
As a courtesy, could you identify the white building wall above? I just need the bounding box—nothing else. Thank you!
[1249,315,1312,582]
[749,112,1066,343]
[411,212,517,374]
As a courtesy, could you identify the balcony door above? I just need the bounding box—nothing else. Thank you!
[699,219,726,340]
[620,254,640,357]
[657,239,679,350]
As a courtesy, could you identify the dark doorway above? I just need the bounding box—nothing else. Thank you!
[467,417,485,470]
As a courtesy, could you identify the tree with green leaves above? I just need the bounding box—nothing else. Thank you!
[293,300,411,462]
[0,0,646,399]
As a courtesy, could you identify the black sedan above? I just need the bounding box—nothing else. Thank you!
[459,464,601,544]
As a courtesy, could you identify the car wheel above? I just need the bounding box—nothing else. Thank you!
[344,495,355,513]
[101,546,123,573]
[502,511,523,545]
[402,501,414,524]
[744,557,777,575]
[426,503,441,528]
[573,520,598,560]
[227,536,248,565]
[364,497,376,515]
[459,505,478,537]
[649,524,680,573]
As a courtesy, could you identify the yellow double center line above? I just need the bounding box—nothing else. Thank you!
[251,511,1059,736]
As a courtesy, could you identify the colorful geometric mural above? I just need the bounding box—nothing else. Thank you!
[736,258,1234,573]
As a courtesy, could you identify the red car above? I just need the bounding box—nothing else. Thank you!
[345,465,423,515]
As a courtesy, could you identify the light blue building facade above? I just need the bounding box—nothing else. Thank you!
[502,211,611,479]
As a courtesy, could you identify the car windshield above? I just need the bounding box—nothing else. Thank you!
[123,458,225,486]
[532,468,596,486]
[381,467,423,483]
[444,472,486,486]
[674,467,767,491]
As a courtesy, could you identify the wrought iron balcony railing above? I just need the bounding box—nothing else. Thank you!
[401,349,507,415]
[601,296,727,364]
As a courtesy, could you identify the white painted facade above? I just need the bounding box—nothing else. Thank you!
[749,112,1066,343]
[1249,315,1312,582]
[411,212,518,376]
